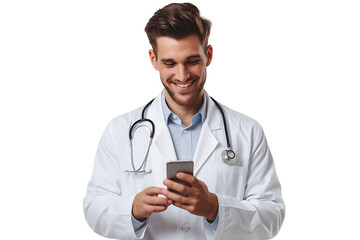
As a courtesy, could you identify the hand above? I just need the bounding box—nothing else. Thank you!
[162,172,218,222]
[132,186,173,221]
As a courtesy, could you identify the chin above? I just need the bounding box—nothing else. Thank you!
[173,92,201,106]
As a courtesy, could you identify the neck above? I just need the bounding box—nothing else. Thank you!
[165,91,204,127]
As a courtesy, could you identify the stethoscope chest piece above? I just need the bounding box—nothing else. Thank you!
[222,149,236,165]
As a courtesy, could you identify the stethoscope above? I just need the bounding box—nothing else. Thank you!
[125,97,236,173]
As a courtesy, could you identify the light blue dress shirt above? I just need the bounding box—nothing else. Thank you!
[132,91,219,231]
[161,90,206,161]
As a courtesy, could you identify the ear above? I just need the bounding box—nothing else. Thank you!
[149,50,159,70]
[205,45,213,67]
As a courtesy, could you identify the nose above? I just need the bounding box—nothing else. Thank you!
[175,64,190,82]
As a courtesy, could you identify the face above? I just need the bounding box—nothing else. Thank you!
[149,34,213,110]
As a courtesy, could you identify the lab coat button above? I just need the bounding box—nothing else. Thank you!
[181,223,190,233]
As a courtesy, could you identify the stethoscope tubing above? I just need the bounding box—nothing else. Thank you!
[126,96,235,173]
[129,118,155,139]
[210,97,231,149]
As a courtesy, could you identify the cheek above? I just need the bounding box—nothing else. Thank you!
[159,68,174,80]
[191,65,206,77]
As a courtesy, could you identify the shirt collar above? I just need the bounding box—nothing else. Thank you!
[161,90,207,126]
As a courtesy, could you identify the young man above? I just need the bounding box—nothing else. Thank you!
[84,3,285,240]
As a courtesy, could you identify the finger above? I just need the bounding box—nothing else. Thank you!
[161,188,192,205]
[144,186,166,195]
[147,205,168,213]
[139,204,169,217]
[163,179,191,196]
[172,201,195,213]
[145,195,172,206]
[176,172,198,187]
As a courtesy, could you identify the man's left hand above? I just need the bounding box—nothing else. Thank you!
[162,172,218,222]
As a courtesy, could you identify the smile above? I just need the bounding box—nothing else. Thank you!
[176,81,193,88]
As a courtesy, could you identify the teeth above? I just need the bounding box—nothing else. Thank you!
[176,82,192,88]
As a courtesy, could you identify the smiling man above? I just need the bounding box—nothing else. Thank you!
[84,3,285,240]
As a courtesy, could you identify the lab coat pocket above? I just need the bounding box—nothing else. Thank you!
[206,165,247,199]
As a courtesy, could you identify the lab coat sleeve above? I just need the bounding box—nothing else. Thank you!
[83,120,148,239]
[213,122,285,240]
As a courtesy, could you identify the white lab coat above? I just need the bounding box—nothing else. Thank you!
[83,91,285,240]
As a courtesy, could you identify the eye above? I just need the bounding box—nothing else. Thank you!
[163,62,175,68]
[187,60,200,65]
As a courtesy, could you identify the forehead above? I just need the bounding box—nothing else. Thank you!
[155,35,205,59]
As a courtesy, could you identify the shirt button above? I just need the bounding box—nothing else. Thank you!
[183,130,188,134]
[181,223,190,233]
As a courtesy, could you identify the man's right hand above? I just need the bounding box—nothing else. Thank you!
[132,186,172,221]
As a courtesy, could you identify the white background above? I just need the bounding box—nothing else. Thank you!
[1,0,359,239]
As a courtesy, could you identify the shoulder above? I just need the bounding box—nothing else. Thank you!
[111,106,143,124]
[104,94,161,136]
[206,92,264,138]
[218,103,262,131]
[219,103,267,152]
[106,106,143,132]
[105,94,160,132]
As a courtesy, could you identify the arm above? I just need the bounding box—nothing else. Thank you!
[214,123,285,239]
[163,123,285,239]
[83,123,141,239]
[83,122,170,239]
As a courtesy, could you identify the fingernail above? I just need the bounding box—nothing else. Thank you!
[177,173,182,178]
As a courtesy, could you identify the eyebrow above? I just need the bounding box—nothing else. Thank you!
[160,54,201,63]
[160,58,175,63]
[186,54,201,60]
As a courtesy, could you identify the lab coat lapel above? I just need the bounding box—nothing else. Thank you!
[147,94,177,163]
[193,93,223,175]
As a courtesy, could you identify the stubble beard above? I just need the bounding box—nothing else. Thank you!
[161,72,206,108]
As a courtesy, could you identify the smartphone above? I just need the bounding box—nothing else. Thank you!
[166,161,194,196]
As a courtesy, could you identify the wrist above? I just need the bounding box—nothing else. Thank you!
[132,200,148,222]
[132,214,147,222]
[206,193,219,222]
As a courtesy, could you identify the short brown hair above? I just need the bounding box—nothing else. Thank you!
[145,3,212,57]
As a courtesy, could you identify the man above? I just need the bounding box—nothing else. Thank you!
[84,3,285,240]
